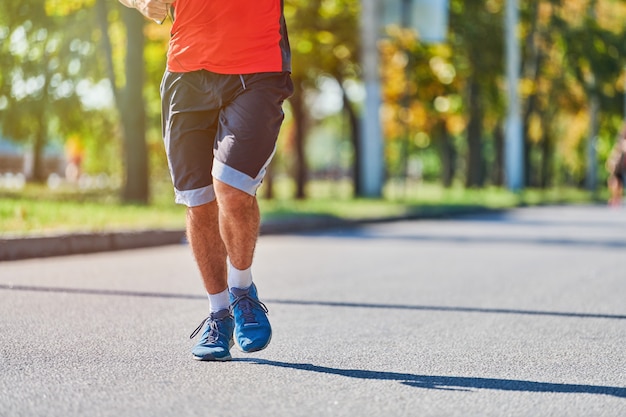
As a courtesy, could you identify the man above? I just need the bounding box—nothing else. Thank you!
[118,0,293,361]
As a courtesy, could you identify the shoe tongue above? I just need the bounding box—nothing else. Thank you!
[211,308,230,320]
[230,286,250,297]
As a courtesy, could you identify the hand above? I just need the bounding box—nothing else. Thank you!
[132,0,169,23]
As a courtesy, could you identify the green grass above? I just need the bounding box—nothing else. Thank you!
[0,180,605,237]
[260,180,602,221]
[0,188,186,237]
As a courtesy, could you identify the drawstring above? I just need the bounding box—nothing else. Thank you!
[239,74,247,90]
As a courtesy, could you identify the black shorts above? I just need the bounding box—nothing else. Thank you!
[160,70,293,206]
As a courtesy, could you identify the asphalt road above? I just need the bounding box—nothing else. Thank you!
[1,205,625,417]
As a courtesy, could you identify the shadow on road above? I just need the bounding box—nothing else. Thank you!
[305,228,626,250]
[267,299,626,320]
[1,284,625,320]
[240,358,626,398]
[455,210,626,230]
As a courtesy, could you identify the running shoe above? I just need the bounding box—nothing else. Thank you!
[229,284,272,352]
[189,308,234,361]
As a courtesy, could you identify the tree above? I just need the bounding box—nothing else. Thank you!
[120,9,148,203]
[0,0,99,182]
[448,0,504,188]
[97,0,149,203]
[285,0,361,198]
[518,0,626,188]
[379,26,465,188]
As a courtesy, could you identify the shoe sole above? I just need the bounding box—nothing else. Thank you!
[191,339,234,361]
[192,353,232,362]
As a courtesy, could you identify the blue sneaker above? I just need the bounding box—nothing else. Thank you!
[229,284,272,352]
[189,308,234,361]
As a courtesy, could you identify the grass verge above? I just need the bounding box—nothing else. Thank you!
[0,180,605,237]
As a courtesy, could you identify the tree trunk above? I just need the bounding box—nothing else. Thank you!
[539,132,552,189]
[521,1,541,188]
[586,91,600,192]
[261,165,274,200]
[289,78,307,200]
[465,77,483,188]
[96,0,120,105]
[340,82,361,197]
[31,119,47,183]
[493,121,504,186]
[437,119,455,188]
[31,52,52,183]
[121,9,149,203]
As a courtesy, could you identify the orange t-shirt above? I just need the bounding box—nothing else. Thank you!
[166,0,291,74]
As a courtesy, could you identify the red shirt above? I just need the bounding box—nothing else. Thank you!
[167,0,291,74]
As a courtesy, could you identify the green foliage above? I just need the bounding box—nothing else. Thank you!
[2,0,626,199]
[0,1,118,183]
[0,180,603,235]
[287,0,360,83]
[374,0,626,189]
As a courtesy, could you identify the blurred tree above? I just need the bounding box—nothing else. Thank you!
[285,0,361,198]
[121,9,149,203]
[379,28,464,188]
[0,0,100,182]
[97,0,148,203]
[556,0,626,188]
[0,0,158,202]
[449,0,504,188]
[378,0,626,192]
[517,0,626,188]
[379,1,505,191]
[4,0,626,202]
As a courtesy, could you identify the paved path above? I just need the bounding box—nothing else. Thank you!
[1,205,625,417]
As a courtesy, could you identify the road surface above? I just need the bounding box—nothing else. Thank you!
[1,205,625,417]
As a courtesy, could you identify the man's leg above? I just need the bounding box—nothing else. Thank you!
[186,200,228,294]
[213,180,260,271]
[160,70,248,360]
[208,72,292,353]
[213,179,271,352]
[186,200,234,361]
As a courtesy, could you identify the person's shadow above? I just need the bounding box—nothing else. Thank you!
[239,358,626,398]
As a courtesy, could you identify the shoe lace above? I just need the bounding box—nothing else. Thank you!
[190,316,208,339]
[231,293,268,324]
[189,316,221,341]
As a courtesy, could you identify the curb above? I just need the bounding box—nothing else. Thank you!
[0,230,187,262]
[0,206,500,262]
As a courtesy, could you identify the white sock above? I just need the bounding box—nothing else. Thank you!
[227,261,253,290]
[207,289,230,313]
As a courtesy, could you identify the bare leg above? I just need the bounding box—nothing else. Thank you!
[213,179,270,353]
[187,200,235,361]
[186,200,228,294]
[213,179,260,270]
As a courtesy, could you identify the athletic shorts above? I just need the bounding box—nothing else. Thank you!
[160,70,293,207]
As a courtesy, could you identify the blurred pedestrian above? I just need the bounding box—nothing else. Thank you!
[64,135,84,184]
[119,0,293,361]
[605,126,626,207]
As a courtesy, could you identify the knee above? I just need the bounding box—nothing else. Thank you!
[214,180,255,211]
[187,201,218,222]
